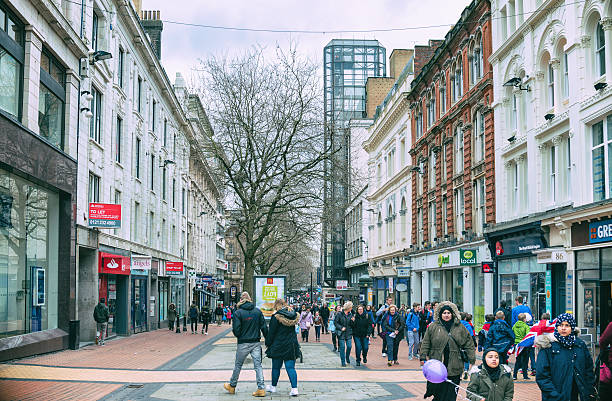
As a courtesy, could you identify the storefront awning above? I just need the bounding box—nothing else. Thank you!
[196,288,218,298]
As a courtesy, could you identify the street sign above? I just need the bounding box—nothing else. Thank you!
[88,203,121,228]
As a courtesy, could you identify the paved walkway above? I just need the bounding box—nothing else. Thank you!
[0,324,542,400]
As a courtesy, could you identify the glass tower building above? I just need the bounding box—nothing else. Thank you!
[322,39,386,287]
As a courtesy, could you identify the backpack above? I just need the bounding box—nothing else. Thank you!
[328,319,336,333]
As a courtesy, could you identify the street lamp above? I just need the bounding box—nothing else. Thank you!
[90,50,112,64]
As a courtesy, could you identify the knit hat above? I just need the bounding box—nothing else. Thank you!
[554,313,576,348]
[555,313,576,329]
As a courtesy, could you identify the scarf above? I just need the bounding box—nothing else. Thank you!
[482,348,501,382]
[439,306,454,332]
[553,313,576,348]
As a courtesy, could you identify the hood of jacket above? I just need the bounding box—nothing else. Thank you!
[275,307,299,327]
[238,301,254,311]
[433,301,462,323]
[534,328,581,349]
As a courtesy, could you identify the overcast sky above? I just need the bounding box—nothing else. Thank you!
[143,0,472,85]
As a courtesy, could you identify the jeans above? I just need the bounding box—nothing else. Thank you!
[190,317,198,332]
[315,326,321,340]
[354,336,369,362]
[408,330,420,357]
[230,342,265,389]
[332,332,338,349]
[528,347,536,371]
[272,359,298,388]
[201,321,209,333]
[386,334,397,361]
[96,322,107,344]
[169,319,174,330]
[301,328,309,342]
[322,318,329,334]
[216,315,222,325]
[338,337,352,365]
[514,349,530,378]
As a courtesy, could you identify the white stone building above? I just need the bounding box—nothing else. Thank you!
[489,0,612,338]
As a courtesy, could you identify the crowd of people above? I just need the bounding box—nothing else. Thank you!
[215,291,610,401]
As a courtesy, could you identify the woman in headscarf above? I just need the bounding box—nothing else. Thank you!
[420,301,475,401]
[466,348,514,401]
[535,313,595,401]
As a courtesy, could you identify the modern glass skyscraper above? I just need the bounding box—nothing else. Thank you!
[321,39,386,287]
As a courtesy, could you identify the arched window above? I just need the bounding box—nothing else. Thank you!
[400,197,407,239]
[595,19,606,78]
[427,89,435,126]
[455,55,463,99]
[429,148,436,188]
[450,61,457,102]
[473,110,485,162]
[416,104,423,139]
[377,212,382,248]
[440,74,447,114]
[469,41,476,86]
[454,125,464,174]
[557,38,569,100]
[387,205,394,246]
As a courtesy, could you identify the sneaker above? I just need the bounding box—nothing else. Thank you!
[205,332,208,335]
[387,361,393,366]
[290,388,299,397]
[513,377,518,381]
[341,363,347,367]
[462,371,468,380]
[223,383,236,394]
[394,360,399,365]
[333,347,337,352]
[346,358,351,364]
[266,385,276,393]
[408,355,413,360]
[382,353,387,357]
[252,388,266,397]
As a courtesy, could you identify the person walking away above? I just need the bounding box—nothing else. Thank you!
[365,304,376,338]
[406,303,421,360]
[511,313,531,380]
[535,313,595,401]
[298,305,313,343]
[382,305,405,366]
[334,301,354,367]
[467,348,514,401]
[215,304,224,326]
[484,311,515,365]
[330,305,341,352]
[477,314,495,352]
[201,307,210,335]
[419,301,433,340]
[353,305,370,366]
[495,300,512,328]
[511,296,532,327]
[226,307,233,325]
[460,312,476,379]
[223,292,268,397]
[168,303,177,331]
[420,301,476,401]
[599,320,612,396]
[93,298,110,346]
[188,302,199,334]
[320,303,330,334]
[376,297,393,357]
[265,298,300,397]
[313,311,323,342]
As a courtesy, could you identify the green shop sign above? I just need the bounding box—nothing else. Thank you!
[459,249,477,266]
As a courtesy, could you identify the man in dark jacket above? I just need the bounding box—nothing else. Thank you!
[215,304,224,326]
[224,292,268,397]
[320,303,330,334]
[93,298,110,346]
[495,300,512,327]
[484,311,515,364]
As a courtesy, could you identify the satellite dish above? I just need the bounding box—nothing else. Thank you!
[396,283,407,292]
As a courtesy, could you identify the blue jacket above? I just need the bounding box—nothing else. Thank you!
[484,319,515,354]
[511,304,532,326]
[460,320,474,336]
[405,310,420,332]
[536,335,595,401]
[367,310,375,324]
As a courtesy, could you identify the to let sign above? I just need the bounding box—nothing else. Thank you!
[166,261,184,276]
[589,219,612,243]
[89,203,121,228]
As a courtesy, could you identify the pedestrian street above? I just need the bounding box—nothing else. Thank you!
[0,326,542,400]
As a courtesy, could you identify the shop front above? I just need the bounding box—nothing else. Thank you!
[158,262,169,328]
[167,262,185,317]
[98,253,130,336]
[130,255,150,334]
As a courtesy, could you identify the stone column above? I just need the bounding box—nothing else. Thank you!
[64,70,81,158]
[602,18,612,86]
[550,58,561,112]
[22,26,44,133]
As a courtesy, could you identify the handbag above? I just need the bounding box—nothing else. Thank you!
[449,333,469,364]
[328,319,336,333]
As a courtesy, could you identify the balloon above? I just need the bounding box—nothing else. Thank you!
[422,359,448,383]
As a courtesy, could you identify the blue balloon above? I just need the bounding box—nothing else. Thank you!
[422,359,448,383]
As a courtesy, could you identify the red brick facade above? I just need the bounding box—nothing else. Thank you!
[408,0,494,247]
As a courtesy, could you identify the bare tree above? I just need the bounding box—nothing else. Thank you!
[196,46,329,296]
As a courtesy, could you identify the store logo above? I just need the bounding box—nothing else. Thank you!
[496,241,504,256]
[437,254,450,267]
[107,259,119,270]
[460,249,477,266]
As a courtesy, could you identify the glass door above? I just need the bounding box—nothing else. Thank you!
[131,278,147,333]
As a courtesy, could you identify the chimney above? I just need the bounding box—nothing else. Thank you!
[414,39,444,77]
[140,10,163,60]
[389,49,414,79]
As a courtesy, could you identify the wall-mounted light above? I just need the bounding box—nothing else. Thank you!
[544,113,555,121]
[90,50,112,64]
[80,107,93,118]
[503,77,530,92]
[80,90,93,102]
[507,135,516,143]
[159,159,175,168]
[595,82,608,91]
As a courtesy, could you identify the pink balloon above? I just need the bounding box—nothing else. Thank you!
[422,359,448,383]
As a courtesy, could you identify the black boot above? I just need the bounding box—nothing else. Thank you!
[356,360,361,366]
[363,356,367,364]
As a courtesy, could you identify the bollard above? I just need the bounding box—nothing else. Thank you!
[175,315,181,333]
[183,315,187,331]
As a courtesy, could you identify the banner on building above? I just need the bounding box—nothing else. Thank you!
[336,280,348,290]
[459,249,477,266]
[100,255,131,275]
[254,275,285,319]
[166,261,184,276]
[88,203,121,228]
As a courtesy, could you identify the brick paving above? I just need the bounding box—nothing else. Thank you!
[0,325,544,400]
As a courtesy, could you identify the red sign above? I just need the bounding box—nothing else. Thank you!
[99,253,131,275]
[89,203,122,228]
[266,278,273,284]
[166,261,184,276]
[481,261,495,274]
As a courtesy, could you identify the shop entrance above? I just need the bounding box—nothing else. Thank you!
[99,274,128,337]
[131,277,147,333]
[601,281,612,334]
[551,264,566,318]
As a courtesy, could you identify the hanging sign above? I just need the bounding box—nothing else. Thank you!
[166,261,184,276]
[481,261,495,273]
[88,203,121,228]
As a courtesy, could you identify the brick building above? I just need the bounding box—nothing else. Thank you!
[407,0,495,326]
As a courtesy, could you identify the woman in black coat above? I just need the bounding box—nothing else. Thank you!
[353,305,371,366]
[535,313,595,401]
[265,299,300,396]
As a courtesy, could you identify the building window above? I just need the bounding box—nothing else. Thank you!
[172,179,176,208]
[133,202,140,242]
[115,116,122,163]
[173,133,177,159]
[88,172,100,202]
[429,201,436,241]
[163,119,168,147]
[474,111,485,162]
[417,160,424,196]
[473,177,485,235]
[39,50,65,149]
[454,126,464,174]
[442,143,448,182]
[400,138,406,166]
[427,91,435,127]
[416,106,423,139]
[182,188,186,215]
[387,205,394,247]
[439,75,446,115]
[429,149,436,188]
[596,20,606,78]
[547,62,555,108]
[148,211,154,247]
[150,154,155,190]
[442,195,448,237]
[455,187,464,238]
[137,76,142,113]
[135,137,141,179]
[0,5,23,119]
[92,12,99,51]
[511,93,518,133]
[118,47,124,88]
[162,166,167,200]
[377,212,382,248]
[565,136,572,199]
[89,86,102,143]
[400,197,407,239]
[152,99,157,132]
[549,144,557,204]
[592,116,612,201]
[417,207,423,247]
[562,52,569,99]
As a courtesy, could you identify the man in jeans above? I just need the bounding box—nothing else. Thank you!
[224,292,268,397]
[93,298,110,346]
[405,302,421,360]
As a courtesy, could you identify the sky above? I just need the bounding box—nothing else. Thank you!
[143,0,473,86]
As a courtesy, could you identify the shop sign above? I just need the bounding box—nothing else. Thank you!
[481,261,495,273]
[336,280,348,290]
[588,219,612,244]
[494,234,544,257]
[397,267,410,277]
[166,261,184,276]
[200,275,213,282]
[230,286,237,298]
[437,254,450,267]
[254,276,286,319]
[565,271,573,314]
[367,288,373,305]
[545,269,552,316]
[131,255,151,270]
[459,249,477,266]
[100,256,131,275]
[188,270,196,279]
[388,277,393,292]
[88,203,121,228]
[536,249,567,264]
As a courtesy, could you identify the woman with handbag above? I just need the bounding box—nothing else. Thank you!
[329,305,341,351]
[265,298,300,397]
[298,305,313,343]
[420,301,475,401]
